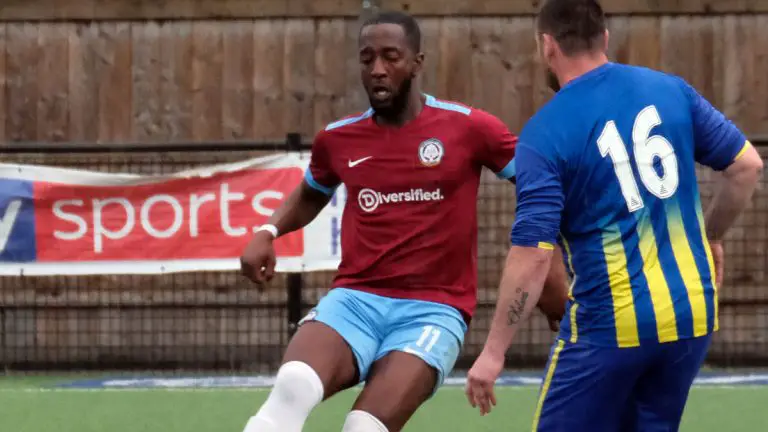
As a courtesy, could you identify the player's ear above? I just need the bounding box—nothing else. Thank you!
[603,29,610,52]
[541,33,557,61]
[412,52,425,76]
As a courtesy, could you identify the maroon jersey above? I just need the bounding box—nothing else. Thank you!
[305,95,517,321]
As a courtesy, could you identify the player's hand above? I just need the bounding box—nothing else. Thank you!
[465,349,505,416]
[545,315,560,332]
[240,231,277,286]
[538,304,563,333]
[709,240,725,287]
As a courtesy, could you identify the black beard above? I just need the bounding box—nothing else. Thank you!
[547,69,561,93]
[370,77,413,121]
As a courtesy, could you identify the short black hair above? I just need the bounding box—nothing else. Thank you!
[537,0,607,56]
[360,10,422,53]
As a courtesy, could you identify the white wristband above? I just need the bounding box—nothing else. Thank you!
[257,224,279,239]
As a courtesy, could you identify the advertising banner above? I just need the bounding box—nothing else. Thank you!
[0,153,344,276]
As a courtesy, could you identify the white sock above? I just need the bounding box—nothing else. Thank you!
[242,361,324,432]
[342,410,389,432]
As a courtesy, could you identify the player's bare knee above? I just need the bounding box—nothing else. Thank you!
[351,351,438,430]
[342,410,389,432]
[282,321,359,396]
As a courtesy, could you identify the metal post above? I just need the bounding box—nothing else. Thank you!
[285,133,304,337]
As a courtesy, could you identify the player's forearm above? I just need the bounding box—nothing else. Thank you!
[483,246,552,358]
[267,181,331,237]
[704,151,763,241]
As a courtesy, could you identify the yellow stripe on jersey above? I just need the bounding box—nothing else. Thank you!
[636,216,679,343]
[666,206,709,337]
[538,242,555,250]
[697,209,719,331]
[733,140,751,162]
[531,339,565,431]
[601,229,639,347]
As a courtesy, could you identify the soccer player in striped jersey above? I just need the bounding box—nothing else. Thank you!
[465,1,764,431]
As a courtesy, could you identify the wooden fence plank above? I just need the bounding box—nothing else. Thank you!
[606,16,630,63]
[740,17,761,136]
[710,17,726,109]
[666,17,716,101]
[191,22,223,141]
[756,16,768,133]
[313,18,347,132]
[36,24,70,142]
[437,19,473,102]
[222,21,256,140]
[252,20,286,141]
[342,18,367,115]
[159,22,194,141]
[419,18,441,96]
[97,23,132,142]
[131,22,163,141]
[722,16,750,134]
[626,17,662,70]
[5,24,39,142]
[282,19,317,139]
[470,17,505,117]
[67,24,97,142]
[0,25,6,142]
[500,18,536,135]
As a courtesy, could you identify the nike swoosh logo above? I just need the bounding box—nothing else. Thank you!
[348,156,373,168]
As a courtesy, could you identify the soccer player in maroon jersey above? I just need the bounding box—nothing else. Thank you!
[239,10,568,432]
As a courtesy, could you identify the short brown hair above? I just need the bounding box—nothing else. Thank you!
[537,0,607,56]
[361,10,422,53]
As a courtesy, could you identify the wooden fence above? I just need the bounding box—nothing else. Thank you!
[0,13,767,144]
[1,0,767,20]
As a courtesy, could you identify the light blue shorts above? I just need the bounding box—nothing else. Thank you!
[299,288,467,391]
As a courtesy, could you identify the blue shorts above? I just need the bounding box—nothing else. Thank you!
[533,334,712,432]
[299,288,467,391]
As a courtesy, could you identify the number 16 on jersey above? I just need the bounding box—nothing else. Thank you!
[598,105,680,213]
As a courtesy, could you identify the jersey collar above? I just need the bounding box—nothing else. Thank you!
[561,62,615,92]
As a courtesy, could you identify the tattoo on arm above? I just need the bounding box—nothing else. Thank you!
[507,288,529,326]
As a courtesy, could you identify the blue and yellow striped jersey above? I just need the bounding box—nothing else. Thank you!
[510,63,749,348]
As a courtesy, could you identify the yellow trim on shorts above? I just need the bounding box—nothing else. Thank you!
[569,303,579,343]
[537,242,555,251]
[531,339,565,431]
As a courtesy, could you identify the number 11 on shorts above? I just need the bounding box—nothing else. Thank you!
[415,325,441,352]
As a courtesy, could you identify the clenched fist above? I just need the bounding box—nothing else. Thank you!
[240,231,277,285]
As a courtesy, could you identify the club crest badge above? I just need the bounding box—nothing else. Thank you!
[418,138,444,167]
